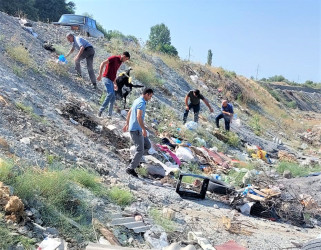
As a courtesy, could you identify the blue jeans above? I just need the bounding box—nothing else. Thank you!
[100,77,115,116]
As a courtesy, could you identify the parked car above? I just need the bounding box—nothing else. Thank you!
[53,14,104,38]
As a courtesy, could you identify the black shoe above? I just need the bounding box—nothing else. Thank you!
[98,110,102,117]
[92,83,97,89]
[126,168,138,178]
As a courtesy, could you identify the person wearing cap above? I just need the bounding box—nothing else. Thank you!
[183,89,213,124]
[215,100,234,131]
[65,33,97,88]
[97,52,131,118]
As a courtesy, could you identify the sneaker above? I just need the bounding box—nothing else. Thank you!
[126,168,138,178]
[92,83,97,89]
[98,110,102,117]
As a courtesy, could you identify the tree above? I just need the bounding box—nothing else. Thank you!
[35,0,75,22]
[147,23,178,56]
[0,0,75,22]
[207,49,213,66]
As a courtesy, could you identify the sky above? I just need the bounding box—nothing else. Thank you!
[72,0,321,83]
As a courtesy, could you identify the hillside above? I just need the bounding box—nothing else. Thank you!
[0,12,321,250]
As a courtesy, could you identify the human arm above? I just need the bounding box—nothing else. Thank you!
[137,109,147,137]
[113,80,118,91]
[65,47,75,58]
[185,95,190,110]
[74,46,85,61]
[97,59,109,82]
[122,108,132,132]
[202,98,214,112]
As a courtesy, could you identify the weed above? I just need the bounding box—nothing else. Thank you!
[223,70,237,78]
[47,61,69,77]
[226,131,240,147]
[99,93,106,105]
[149,208,176,232]
[226,170,246,187]
[134,64,162,87]
[16,102,46,123]
[276,161,321,177]
[136,167,148,177]
[6,45,33,67]
[107,187,134,206]
[0,213,35,248]
[12,64,23,77]
[250,114,262,135]
[0,158,14,182]
[285,100,297,109]
[54,44,69,56]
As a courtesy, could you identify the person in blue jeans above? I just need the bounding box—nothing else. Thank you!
[183,89,213,124]
[97,52,130,117]
[122,88,154,177]
[216,100,234,131]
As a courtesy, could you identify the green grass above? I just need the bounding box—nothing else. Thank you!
[276,161,321,177]
[0,159,106,242]
[6,45,33,67]
[54,44,69,56]
[0,214,35,249]
[134,65,163,87]
[16,102,46,123]
[107,187,134,206]
[149,208,176,232]
[226,131,240,147]
[225,170,246,187]
[250,114,262,136]
[136,167,148,177]
[99,93,106,105]
[12,64,23,77]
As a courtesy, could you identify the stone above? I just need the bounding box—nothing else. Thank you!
[213,204,219,209]
[20,137,31,145]
[283,170,292,179]
[162,208,175,220]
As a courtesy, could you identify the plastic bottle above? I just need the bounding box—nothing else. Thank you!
[212,174,221,181]
[58,55,67,64]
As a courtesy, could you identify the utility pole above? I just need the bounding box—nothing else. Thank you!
[256,64,260,81]
[188,47,191,61]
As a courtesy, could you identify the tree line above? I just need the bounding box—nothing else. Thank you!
[0,0,75,22]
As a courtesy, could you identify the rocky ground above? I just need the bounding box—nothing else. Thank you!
[0,11,321,250]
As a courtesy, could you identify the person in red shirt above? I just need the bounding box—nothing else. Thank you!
[97,52,130,117]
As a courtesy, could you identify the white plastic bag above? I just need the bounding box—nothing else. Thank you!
[185,121,198,130]
[175,147,195,162]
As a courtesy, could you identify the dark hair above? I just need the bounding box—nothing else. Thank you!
[194,89,200,96]
[123,51,130,59]
[143,88,154,95]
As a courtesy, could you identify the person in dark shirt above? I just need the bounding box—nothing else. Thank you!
[183,89,213,124]
[97,52,130,118]
[215,100,234,131]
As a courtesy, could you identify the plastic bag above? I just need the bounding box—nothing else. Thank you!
[175,146,195,162]
[185,121,198,130]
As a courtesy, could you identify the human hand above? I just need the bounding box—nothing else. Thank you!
[114,84,118,91]
[74,56,79,62]
[185,106,189,111]
[142,129,147,137]
[97,75,102,81]
[210,108,214,113]
[122,124,128,132]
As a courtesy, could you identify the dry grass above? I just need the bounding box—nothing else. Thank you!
[6,45,33,67]
[46,60,69,77]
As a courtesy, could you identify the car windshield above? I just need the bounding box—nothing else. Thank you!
[58,15,85,24]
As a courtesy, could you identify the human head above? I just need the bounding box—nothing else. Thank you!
[142,88,154,101]
[66,33,74,43]
[121,51,130,62]
[193,89,200,97]
[222,100,228,107]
